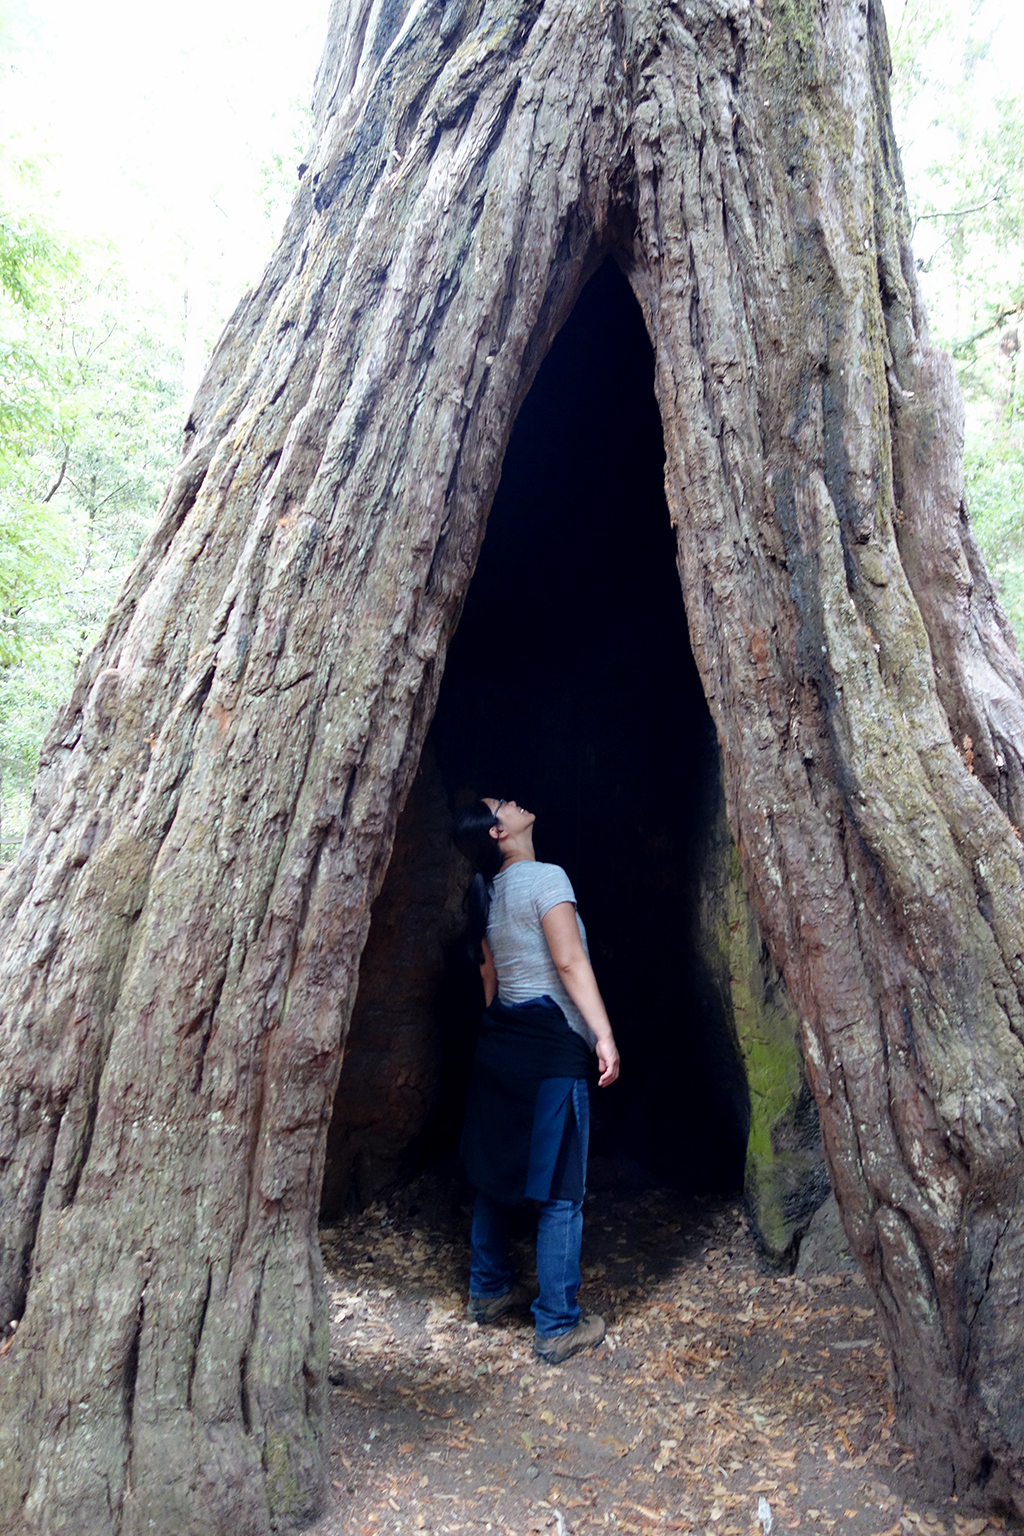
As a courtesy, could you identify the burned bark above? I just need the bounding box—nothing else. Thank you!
[2,0,1024,1529]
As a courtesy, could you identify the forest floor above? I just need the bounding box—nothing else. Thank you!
[310,1163,1002,1536]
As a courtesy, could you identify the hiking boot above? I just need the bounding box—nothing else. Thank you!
[533,1312,606,1364]
[466,1280,539,1325]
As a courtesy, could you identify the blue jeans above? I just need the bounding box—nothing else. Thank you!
[468,1078,590,1339]
[469,1191,584,1338]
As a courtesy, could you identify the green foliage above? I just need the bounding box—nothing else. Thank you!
[34,268,183,642]
[258,102,313,229]
[0,635,70,843]
[966,426,1024,637]
[2,204,55,307]
[887,0,953,103]
[0,156,74,455]
[0,34,189,856]
[0,230,183,856]
[0,1,321,860]
[0,501,69,665]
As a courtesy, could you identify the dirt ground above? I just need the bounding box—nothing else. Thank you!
[310,1162,1004,1536]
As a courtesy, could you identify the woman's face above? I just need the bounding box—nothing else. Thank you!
[483,797,536,837]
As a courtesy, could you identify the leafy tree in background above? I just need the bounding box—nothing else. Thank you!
[0,158,182,852]
[889,0,1024,632]
[0,155,73,660]
[0,152,75,853]
[0,6,311,857]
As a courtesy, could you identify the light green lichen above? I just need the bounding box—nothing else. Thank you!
[765,0,818,62]
[264,1433,309,1523]
[694,791,828,1263]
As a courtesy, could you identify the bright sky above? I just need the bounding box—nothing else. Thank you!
[885,0,1024,167]
[882,0,1024,333]
[2,0,330,390]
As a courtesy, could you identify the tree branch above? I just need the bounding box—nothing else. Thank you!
[41,443,70,504]
[913,193,1007,225]
[952,301,1024,358]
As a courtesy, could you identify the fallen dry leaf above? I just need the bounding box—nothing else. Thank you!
[313,1184,965,1536]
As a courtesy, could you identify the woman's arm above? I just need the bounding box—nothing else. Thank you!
[480,938,498,1007]
[541,902,620,1086]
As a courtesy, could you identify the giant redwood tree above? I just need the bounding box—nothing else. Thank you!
[3,0,1024,1529]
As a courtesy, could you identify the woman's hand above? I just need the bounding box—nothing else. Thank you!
[595,1032,620,1087]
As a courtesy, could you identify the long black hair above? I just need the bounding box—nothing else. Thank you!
[453,799,504,965]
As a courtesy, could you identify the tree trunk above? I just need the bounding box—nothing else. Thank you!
[3,0,1024,1528]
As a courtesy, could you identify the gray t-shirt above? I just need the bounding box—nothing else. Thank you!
[486,861,596,1047]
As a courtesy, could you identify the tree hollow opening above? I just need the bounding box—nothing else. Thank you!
[321,259,751,1218]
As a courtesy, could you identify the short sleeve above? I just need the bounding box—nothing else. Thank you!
[531,863,576,922]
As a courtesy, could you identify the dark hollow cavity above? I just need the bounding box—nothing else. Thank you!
[321,258,751,1218]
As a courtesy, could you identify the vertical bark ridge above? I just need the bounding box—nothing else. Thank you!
[862,1,1024,830]
[0,1,625,1529]
[629,0,1024,1505]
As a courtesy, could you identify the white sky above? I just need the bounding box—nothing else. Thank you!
[884,0,1024,168]
[881,0,1024,332]
[2,0,331,390]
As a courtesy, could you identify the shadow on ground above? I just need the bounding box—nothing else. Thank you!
[310,1159,999,1536]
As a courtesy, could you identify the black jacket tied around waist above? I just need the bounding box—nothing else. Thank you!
[461,995,593,1206]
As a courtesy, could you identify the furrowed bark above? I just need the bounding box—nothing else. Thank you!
[0,3,622,1530]
[626,0,1024,1504]
[2,0,1024,1529]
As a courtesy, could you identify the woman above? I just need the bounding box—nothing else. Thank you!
[453,796,620,1365]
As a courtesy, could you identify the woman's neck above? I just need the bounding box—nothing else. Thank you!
[499,832,536,869]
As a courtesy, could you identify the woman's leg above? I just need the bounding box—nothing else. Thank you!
[532,1193,583,1338]
[468,1193,538,1324]
[469,1192,515,1298]
[533,1080,598,1344]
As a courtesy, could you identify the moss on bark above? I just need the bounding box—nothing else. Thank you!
[694,775,828,1264]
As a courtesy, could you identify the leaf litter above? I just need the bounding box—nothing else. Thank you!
[307,1176,1002,1536]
